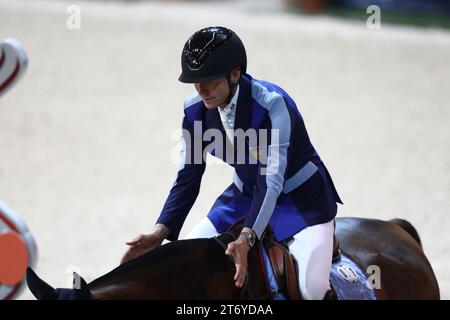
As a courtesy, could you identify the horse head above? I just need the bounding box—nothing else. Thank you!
[26,268,91,300]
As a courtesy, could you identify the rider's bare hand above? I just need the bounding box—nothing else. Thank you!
[120,224,169,265]
[225,233,251,288]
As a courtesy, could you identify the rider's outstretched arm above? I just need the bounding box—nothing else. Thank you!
[156,114,206,241]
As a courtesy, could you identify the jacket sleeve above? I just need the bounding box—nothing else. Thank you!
[156,115,206,240]
[242,95,292,239]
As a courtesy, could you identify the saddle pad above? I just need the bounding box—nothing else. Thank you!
[330,254,377,300]
[262,247,377,300]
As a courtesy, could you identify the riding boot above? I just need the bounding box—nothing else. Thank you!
[323,284,338,300]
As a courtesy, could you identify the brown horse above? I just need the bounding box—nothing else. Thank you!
[26,217,440,300]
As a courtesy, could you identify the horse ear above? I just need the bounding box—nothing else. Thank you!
[26,267,57,300]
[73,272,92,299]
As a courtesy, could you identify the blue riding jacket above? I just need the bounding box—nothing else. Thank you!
[156,73,342,242]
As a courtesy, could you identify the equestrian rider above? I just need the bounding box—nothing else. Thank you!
[121,26,343,300]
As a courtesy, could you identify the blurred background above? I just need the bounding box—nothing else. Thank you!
[0,0,449,299]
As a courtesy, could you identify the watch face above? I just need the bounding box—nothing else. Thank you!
[240,231,255,246]
[245,232,255,246]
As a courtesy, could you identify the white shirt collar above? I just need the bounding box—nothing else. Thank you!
[218,85,239,118]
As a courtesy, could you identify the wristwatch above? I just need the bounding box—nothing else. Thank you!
[240,231,256,247]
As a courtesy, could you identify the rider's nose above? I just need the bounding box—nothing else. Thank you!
[196,83,209,96]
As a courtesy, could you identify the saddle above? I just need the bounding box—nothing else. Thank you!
[216,220,341,300]
[262,227,341,300]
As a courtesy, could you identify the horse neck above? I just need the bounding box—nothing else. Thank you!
[87,239,236,299]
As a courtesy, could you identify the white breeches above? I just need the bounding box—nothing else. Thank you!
[185,217,334,300]
[185,218,220,239]
[286,220,334,300]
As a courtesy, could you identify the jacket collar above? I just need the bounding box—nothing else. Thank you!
[234,74,253,133]
[204,73,253,133]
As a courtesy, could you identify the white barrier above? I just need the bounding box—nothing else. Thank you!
[0,38,28,98]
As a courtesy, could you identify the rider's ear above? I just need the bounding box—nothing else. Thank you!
[230,67,241,83]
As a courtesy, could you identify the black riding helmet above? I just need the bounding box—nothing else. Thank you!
[178,26,247,84]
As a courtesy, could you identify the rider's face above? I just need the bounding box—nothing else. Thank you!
[194,68,241,109]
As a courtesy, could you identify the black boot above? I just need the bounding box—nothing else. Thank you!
[323,285,338,300]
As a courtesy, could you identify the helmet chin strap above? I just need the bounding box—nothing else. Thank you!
[225,72,237,105]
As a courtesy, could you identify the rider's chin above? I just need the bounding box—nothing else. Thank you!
[203,99,217,109]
